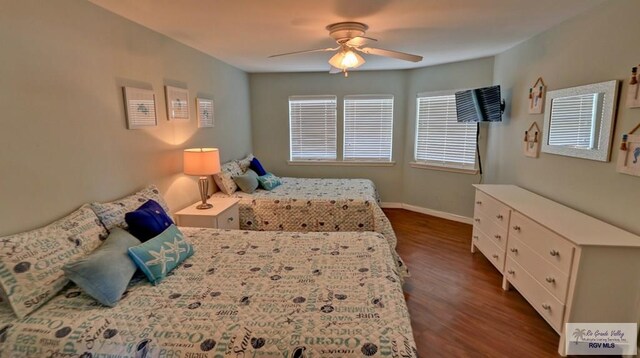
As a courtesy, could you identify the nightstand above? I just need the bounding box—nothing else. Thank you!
[174,197,240,229]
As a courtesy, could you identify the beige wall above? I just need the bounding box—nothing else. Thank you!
[0,0,252,235]
[250,70,407,202]
[486,0,640,234]
[403,58,494,217]
[249,58,494,216]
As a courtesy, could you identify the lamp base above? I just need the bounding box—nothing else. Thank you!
[196,176,212,210]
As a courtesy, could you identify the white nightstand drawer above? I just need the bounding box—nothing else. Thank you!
[174,197,240,229]
[216,205,239,230]
[474,190,511,229]
[505,257,565,333]
[507,236,570,303]
[472,227,505,273]
[473,211,507,250]
[509,211,575,275]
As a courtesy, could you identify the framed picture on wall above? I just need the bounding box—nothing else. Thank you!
[165,85,190,121]
[196,97,214,128]
[122,87,157,129]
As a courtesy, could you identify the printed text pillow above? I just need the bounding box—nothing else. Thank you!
[0,205,108,318]
[213,161,243,195]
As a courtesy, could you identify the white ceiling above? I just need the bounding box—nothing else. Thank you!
[88,0,604,73]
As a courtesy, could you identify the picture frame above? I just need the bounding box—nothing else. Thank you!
[528,77,546,114]
[617,131,640,177]
[523,122,541,158]
[196,97,215,128]
[122,87,157,129]
[626,66,640,108]
[165,86,190,121]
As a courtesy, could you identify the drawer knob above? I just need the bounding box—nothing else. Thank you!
[549,249,559,257]
[507,269,515,274]
[496,214,503,220]
[473,235,479,240]
[545,277,556,284]
[476,201,482,205]
[494,234,501,240]
[510,248,518,253]
[227,217,234,222]
[474,218,481,223]
[541,303,551,310]
[492,254,499,259]
[512,225,521,232]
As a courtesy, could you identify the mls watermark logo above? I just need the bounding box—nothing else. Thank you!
[566,323,637,355]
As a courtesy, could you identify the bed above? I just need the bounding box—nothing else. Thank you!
[0,227,417,358]
[211,177,409,279]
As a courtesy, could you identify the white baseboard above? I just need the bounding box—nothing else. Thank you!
[380,202,473,225]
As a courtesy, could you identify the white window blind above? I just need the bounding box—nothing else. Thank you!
[289,96,337,160]
[415,94,477,168]
[548,93,599,149]
[343,95,394,161]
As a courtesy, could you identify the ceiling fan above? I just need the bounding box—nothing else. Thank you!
[269,22,423,77]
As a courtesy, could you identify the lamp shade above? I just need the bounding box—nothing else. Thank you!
[183,148,220,176]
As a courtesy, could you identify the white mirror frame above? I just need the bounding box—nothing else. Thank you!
[542,80,619,162]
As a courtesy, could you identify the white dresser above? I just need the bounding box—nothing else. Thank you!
[471,185,640,356]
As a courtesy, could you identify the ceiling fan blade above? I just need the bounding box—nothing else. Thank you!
[269,47,338,58]
[329,66,343,74]
[346,36,378,47]
[359,47,423,62]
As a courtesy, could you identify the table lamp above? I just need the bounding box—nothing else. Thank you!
[183,148,220,209]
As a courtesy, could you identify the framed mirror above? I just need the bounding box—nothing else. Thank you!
[542,80,619,162]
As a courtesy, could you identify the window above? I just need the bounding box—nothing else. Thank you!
[343,95,394,162]
[414,93,477,169]
[289,96,337,161]
[548,93,599,149]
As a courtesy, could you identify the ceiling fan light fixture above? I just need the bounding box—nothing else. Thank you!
[328,49,365,70]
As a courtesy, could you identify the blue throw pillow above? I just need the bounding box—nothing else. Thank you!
[249,157,267,176]
[233,169,259,193]
[257,173,282,190]
[63,228,141,307]
[128,225,194,285]
[125,199,174,242]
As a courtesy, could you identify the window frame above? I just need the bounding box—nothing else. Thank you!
[342,94,395,163]
[412,90,479,174]
[288,95,338,162]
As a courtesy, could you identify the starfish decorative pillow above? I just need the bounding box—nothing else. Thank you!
[128,225,194,285]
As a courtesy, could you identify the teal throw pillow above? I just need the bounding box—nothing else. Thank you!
[63,228,141,307]
[257,173,282,190]
[232,169,259,193]
[127,225,194,285]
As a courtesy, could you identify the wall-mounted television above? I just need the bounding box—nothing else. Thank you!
[455,85,504,122]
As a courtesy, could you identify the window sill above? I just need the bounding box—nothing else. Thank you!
[409,162,479,175]
[288,160,396,167]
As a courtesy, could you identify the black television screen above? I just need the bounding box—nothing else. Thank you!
[455,85,503,122]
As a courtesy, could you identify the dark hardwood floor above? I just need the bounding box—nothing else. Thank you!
[385,209,564,357]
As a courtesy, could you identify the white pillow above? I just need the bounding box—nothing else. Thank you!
[213,161,243,194]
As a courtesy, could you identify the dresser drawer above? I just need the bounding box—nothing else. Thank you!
[473,211,507,250]
[472,228,505,273]
[474,190,511,229]
[216,205,239,230]
[505,258,565,333]
[507,236,570,303]
[509,211,575,274]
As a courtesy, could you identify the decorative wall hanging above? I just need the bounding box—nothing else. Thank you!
[165,86,190,120]
[122,87,157,129]
[523,122,541,158]
[528,77,546,114]
[616,122,640,177]
[196,98,214,128]
[626,65,640,108]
